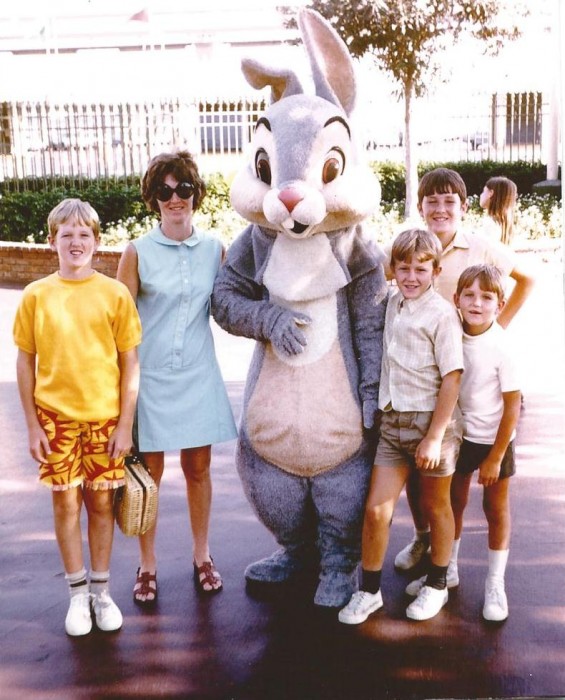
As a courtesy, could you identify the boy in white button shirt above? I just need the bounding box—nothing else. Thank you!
[339,228,464,624]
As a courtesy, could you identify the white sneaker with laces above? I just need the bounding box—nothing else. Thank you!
[65,592,92,636]
[405,562,459,596]
[406,585,448,620]
[394,537,429,570]
[91,590,123,632]
[338,589,383,625]
[483,580,508,622]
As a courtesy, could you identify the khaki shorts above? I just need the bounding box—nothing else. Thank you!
[375,409,462,477]
[36,405,125,491]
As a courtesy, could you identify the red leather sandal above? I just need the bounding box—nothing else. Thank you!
[193,558,223,593]
[133,568,158,607]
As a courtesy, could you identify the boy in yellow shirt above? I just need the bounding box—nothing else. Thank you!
[13,198,142,636]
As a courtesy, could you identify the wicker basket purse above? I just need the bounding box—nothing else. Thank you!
[114,452,158,537]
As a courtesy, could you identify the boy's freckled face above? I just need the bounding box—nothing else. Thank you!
[419,190,467,242]
[48,221,99,278]
[455,279,503,335]
[393,257,438,301]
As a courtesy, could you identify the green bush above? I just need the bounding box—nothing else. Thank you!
[417,160,552,196]
[370,160,557,202]
[0,162,561,245]
[0,180,146,243]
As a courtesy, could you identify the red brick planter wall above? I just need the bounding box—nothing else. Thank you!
[0,242,122,285]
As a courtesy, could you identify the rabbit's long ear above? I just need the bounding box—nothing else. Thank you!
[241,58,304,104]
[299,9,356,116]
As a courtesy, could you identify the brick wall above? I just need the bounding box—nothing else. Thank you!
[0,242,122,285]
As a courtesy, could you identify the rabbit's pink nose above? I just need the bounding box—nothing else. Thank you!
[278,188,304,214]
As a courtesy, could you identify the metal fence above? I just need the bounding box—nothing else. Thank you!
[0,91,548,190]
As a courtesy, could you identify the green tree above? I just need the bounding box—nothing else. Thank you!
[296,0,526,218]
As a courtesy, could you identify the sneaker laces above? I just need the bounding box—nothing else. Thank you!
[413,585,440,607]
[485,581,505,605]
[409,539,428,556]
[92,589,113,611]
[347,591,375,613]
[69,591,90,608]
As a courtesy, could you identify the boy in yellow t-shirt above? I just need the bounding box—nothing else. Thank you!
[13,198,142,637]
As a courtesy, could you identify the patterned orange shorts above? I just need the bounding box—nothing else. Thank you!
[36,406,125,491]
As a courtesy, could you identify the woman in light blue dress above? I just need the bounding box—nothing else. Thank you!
[117,151,237,605]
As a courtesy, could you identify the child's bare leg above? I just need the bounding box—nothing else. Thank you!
[54,487,92,636]
[394,472,430,570]
[482,478,511,621]
[52,487,84,573]
[483,478,511,550]
[338,465,408,624]
[362,465,409,571]
[405,474,454,621]
[450,472,473,540]
[420,474,454,567]
[83,487,116,572]
[83,486,123,632]
[405,470,429,531]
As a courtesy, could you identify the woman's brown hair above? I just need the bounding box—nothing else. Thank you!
[141,150,207,214]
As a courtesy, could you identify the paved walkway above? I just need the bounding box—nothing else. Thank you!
[0,248,564,700]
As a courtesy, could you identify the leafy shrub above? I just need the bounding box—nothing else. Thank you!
[0,180,146,243]
[370,160,557,202]
[1,163,561,246]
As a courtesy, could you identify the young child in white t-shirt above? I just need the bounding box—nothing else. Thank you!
[406,263,521,622]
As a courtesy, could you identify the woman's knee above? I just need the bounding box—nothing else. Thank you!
[181,446,212,482]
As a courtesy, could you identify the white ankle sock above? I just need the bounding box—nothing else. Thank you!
[89,569,110,596]
[487,548,509,584]
[450,538,461,565]
[65,567,88,597]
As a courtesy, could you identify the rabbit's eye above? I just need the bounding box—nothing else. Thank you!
[255,150,272,185]
[322,150,344,184]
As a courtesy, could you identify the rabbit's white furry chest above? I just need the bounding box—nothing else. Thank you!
[246,231,362,476]
[263,233,346,366]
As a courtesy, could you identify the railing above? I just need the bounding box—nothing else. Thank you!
[363,91,548,165]
[0,91,550,190]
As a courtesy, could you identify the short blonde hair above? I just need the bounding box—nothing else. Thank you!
[456,264,505,302]
[47,198,101,239]
[390,228,443,270]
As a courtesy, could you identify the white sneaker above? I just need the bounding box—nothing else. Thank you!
[394,537,429,570]
[65,592,92,636]
[338,590,383,625]
[405,562,459,596]
[91,590,123,632]
[406,585,448,620]
[483,580,508,622]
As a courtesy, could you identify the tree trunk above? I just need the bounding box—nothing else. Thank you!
[403,81,419,221]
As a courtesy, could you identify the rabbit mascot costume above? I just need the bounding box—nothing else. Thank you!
[212,9,388,608]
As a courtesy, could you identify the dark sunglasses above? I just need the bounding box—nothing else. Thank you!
[155,182,194,202]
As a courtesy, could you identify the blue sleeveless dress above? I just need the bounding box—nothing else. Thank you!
[133,226,237,451]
